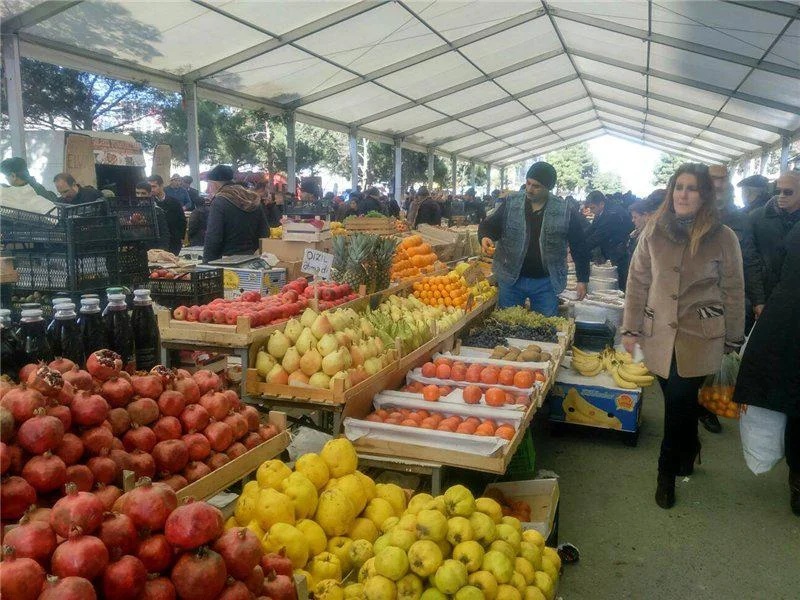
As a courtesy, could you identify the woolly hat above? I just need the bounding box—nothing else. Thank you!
[585,190,606,205]
[737,174,769,189]
[207,164,234,182]
[525,162,557,190]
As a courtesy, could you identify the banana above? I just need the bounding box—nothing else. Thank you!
[616,368,655,387]
[610,366,639,390]
[577,363,604,377]
[614,351,634,364]
[572,346,599,358]
[619,362,650,376]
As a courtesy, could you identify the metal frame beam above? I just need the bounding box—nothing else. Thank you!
[496,130,605,166]
[2,34,26,157]
[287,7,546,108]
[1,1,83,34]
[427,150,434,188]
[394,141,403,204]
[720,1,800,20]
[604,127,720,164]
[183,82,200,185]
[286,111,297,194]
[349,130,359,192]
[550,5,800,79]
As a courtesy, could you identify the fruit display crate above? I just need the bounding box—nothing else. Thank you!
[113,197,160,241]
[148,267,224,309]
[157,309,282,347]
[9,241,120,292]
[342,216,397,235]
[116,242,149,288]
[0,199,117,246]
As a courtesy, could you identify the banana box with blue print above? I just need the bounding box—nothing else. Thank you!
[549,361,641,433]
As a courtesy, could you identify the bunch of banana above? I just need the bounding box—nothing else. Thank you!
[571,347,604,377]
[572,346,655,388]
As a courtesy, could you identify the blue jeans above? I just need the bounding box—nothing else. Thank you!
[498,276,559,316]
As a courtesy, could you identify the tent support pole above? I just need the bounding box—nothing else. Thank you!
[469,162,476,188]
[2,34,26,157]
[487,164,493,195]
[394,139,402,206]
[427,149,434,189]
[760,149,770,175]
[780,137,790,172]
[349,129,359,192]
[183,82,200,186]
[451,154,457,195]
[286,111,296,195]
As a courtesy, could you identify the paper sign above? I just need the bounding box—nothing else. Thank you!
[301,249,334,280]
[462,263,486,287]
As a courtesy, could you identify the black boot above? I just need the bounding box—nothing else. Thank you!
[676,441,702,476]
[655,473,675,509]
[790,471,800,516]
[699,411,722,434]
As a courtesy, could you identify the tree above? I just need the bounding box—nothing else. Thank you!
[591,170,623,194]
[651,153,684,186]
[545,143,598,195]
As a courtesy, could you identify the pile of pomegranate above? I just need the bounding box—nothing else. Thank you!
[1,350,280,523]
[0,479,298,600]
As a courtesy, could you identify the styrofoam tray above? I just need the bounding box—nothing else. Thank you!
[344,418,508,456]
[437,348,552,372]
[374,391,526,424]
[406,369,538,396]
[391,386,529,411]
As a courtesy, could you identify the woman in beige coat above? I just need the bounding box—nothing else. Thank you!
[622,163,745,509]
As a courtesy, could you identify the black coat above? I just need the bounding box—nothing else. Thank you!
[749,198,800,305]
[155,196,187,256]
[718,205,764,307]
[262,202,282,229]
[415,198,442,227]
[584,202,633,264]
[203,184,268,263]
[733,222,800,417]
[358,196,384,215]
[187,204,209,247]
[387,199,400,218]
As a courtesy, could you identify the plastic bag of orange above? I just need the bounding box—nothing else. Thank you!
[698,353,741,419]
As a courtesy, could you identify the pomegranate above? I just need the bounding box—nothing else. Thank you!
[3,516,57,565]
[123,424,157,452]
[171,547,228,600]
[224,412,248,440]
[155,391,183,419]
[141,576,177,600]
[5,443,25,474]
[119,477,177,532]
[199,392,231,421]
[18,363,39,382]
[101,377,135,408]
[0,546,46,600]
[27,364,64,397]
[55,433,84,465]
[49,357,76,373]
[193,370,220,395]
[245,565,265,595]
[102,554,148,600]
[183,461,211,483]
[262,570,296,600]
[260,550,293,577]
[153,439,189,475]
[57,380,75,407]
[241,405,260,431]
[129,449,157,479]
[39,575,97,600]
[131,374,164,400]
[65,464,95,492]
[222,389,241,411]
[86,349,122,381]
[108,407,132,436]
[180,404,210,432]
[0,405,15,439]
[218,579,251,600]
[213,527,262,579]
[94,483,123,510]
[45,401,71,430]
[258,424,278,441]
[98,512,138,555]
[109,448,133,473]
[242,432,262,450]
[51,527,109,580]
[87,454,118,484]
[22,452,67,493]
[173,376,201,404]
[62,367,93,391]
[159,473,188,492]
[182,433,212,461]
[205,452,230,470]
[137,533,174,573]
[111,436,124,450]
[81,424,113,455]
[203,421,233,452]
[1,386,46,423]
[50,482,105,537]
[227,442,247,459]
[154,416,183,441]
[164,499,224,549]
[70,391,109,427]
[24,505,51,523]
[0,441,9,474]
[128,397,160,425]
[150,365,175,388]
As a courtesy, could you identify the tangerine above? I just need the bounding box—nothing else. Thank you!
[421,362,437,377]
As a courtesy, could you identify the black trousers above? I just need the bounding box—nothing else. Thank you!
[657,358,706,476]
[787,416,800,472]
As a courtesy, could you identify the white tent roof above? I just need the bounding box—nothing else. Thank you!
[3,0,799,166]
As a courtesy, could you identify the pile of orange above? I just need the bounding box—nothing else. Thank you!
[698,384,739,419]
[419,357,545,388]
[412,272,470,307]
[391,234,439,281]
[363,408,516,439]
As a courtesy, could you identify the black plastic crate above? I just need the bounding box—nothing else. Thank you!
[0,200,118,246]
[113,197,160,241]
[10,242,119,292]
[147,267,223,309]
[116,242,150,288]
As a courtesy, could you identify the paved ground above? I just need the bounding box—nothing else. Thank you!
[533,385,799,599]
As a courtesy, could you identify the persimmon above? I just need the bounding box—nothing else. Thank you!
[420,418,438,429]
[498,369,516,386]
[388,411,404,420]
[465,365,483,382]
[456,422,478,434]
[450,364,467,381]
[485,388,507,407]
[421,362,437,377]
[375,409,389,419]
[437,423,456,432]
[441,416,463,427]
[416,409,430,419]
[439,386,452,396]
[434,357,452,367]
[406,412,424,424]
[513,370,534,388]
[480,367,499,385]
[474,422,495,436]
[504,392,516,405]
[400,419,419,427]
[496,425,515,440]
[365,413,384,422]
[534,370,546,383]
[429,414,444,424]
[422,385,440,402]
[465,416,481,426]
[463,385,483,404]
[384,417,402,425]
[436,364,452,379]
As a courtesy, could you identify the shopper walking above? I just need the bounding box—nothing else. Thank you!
[411,187,442,227]
[359,187,384,215]
[478,162,589,315]
[166,173,193,211]
[148,174,187,256]
[583,190,634,291]
[181,175,202,211]
[135,181,170,251]
[738,174,771,214]
[187,195,210,247]
[733,218,800,515]
[623,163,745,509]
[627,189,664,259]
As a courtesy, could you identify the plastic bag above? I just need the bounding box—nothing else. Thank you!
[739,406,786,475]
[698,353,741,419]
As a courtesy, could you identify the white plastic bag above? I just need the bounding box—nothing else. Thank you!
[739,406,786,475]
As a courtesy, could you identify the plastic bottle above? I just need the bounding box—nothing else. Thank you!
[18,308,53,364]
[131,289,160,371]
[103,293,135,372]
[0,309,21,379]
[52,303,85,366]
[46,297,73,356]
[79,297,107,356]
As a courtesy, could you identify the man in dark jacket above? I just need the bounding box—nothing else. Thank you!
[166,174,193,211]
[203,165,268,263]
[478,162,589,315]
[1,157,57,201]
[583,190,634,291]
[464,187,486,225]
[148,174,187,256]
[53,173,104,204]
[738,174,771,214]
[136,181,170,251]
[359,187,384,215]
[187,196,210,247]
[261,193,282,229]
[411,187,442,227]
[387,195,400,217]
[181,176,202,211]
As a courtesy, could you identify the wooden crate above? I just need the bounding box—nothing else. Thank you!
[344,216,397,235]
[157,309,282,346]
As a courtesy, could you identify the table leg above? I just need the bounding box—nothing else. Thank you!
[160,344,170,368]
[235,347,249,398]
[430,465,443,496]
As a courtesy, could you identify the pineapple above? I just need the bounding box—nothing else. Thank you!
[332,234,348,282]
[343,233,370,289]
[373,236,397,292]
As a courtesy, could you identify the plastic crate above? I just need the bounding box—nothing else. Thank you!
[113,197,160,241]
[116,242,149,288]
[11,242,119,292]
[503,428,536,481]
[148,268,223,309]
[1,200,118,246]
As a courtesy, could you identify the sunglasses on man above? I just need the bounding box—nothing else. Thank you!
[776,188,795,197]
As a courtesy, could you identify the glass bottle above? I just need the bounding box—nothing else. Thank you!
[53,303,85,366]
[79,297,107,356]
[18,308,53,364]
[46,297,73,357]
[103,293,134,372]
[0,309,21,379]
[130,289,160,371]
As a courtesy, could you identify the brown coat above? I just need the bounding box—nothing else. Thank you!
[623,210,745,378]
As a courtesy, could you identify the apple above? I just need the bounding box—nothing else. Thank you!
[213,310,226,324]
[225,310,239,325]
[173,305,188,320]
[199,309,214,323]
[186,306,200,321]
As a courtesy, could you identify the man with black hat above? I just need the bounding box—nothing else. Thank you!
[202,165,268,263]
[583,190,634,291]
[359,187,385,215]
[738,174,771,213]
[464,187,486,225]
[478,162,589,315]
[410,186,441,227]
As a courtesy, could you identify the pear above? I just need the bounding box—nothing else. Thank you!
[309,372,331,389]
[256,350,276,378]
[317,333,340,357]
[300,307,318,329]
[296,327,317,355]
[300,348,323,376]
[282,346,301,373]
[335,331,352,348]
[311,314,333,339]
[322,348,346,376]
[349,345,365,367]
[284,318,303,344]
[267,330,291,360]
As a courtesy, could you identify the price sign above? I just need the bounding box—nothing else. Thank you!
[462,263,486,287]
[301,248,334,280]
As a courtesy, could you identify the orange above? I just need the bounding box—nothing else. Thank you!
[513,370,534,388]
[434,357,452,367]
[421,362,437,378]
[466,365,482,382]
[485,388,506,407]
[422,385,440,402]
[463,385,483,404]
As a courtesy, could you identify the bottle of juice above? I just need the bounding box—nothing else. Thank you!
[19,308,53,364]
[79,297,107,356]
[53,303,85,366]
[46,297,73,357]
[103,293,134,372]
[131,289,160,371]
[0,309,21,379]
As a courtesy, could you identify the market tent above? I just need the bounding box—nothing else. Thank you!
[3,0,799,187]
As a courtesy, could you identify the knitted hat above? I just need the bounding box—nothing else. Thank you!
[207,164,234,182]
[525,162,557,190]
[585,190,606,205]
[737,174,768,188]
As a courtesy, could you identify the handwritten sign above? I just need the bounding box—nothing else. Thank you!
[461,263,486,287]
[301,249,334,280]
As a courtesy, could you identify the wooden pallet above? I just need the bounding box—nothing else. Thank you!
[157,309,282,346]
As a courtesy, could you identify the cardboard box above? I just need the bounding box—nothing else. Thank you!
[260,238,332,262]
[223,267,286,299]
[282,220,331,242]
[549,366,641,433]
[278,260,302,281]
[484,479,560,540]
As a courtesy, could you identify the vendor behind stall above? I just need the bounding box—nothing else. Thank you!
[136,181,170,251]
[409,186,442,227]
[583,190,634,291]
[53,172,104,204]
[1,157,57,202]
[464,187,486,224]
[148,174,187,256]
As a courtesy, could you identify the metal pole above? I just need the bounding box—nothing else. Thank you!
[779,136,790,172]
[183,82,200,185]
[349,129,359,191]
[469,162,476,188]
[286,111,296,195]
[500,167,506,190]
[760,149,770,175]
[2,34,26,157]
[451,155,457,195]
[427,150,434,189]
[394,140,402,205]
[487,164,493,194]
